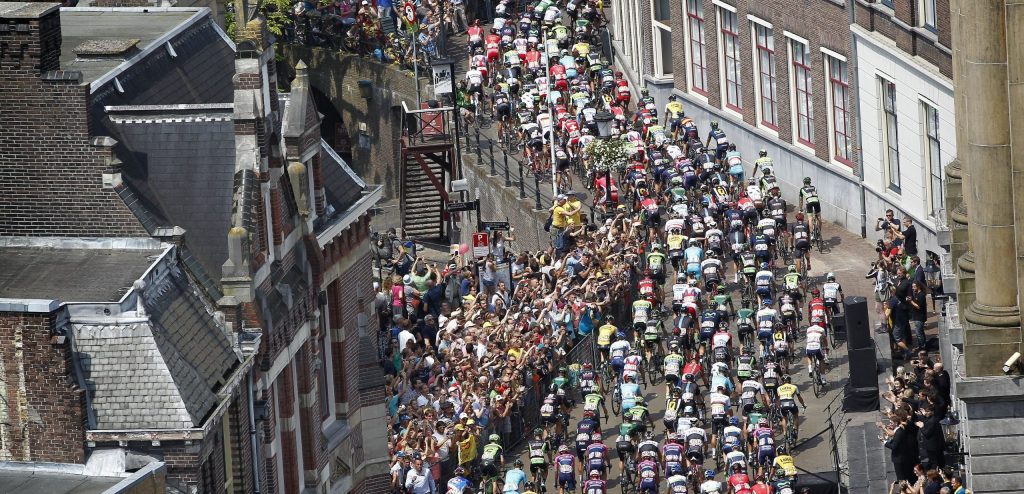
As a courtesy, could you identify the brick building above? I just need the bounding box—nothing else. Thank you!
[608,0,954,245]
[852,0,952,255]
[0,3,386,493]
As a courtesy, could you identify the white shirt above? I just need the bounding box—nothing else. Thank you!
[700,480,723,494]
[806,325,825,351]
[610,340,631,358]
[405,466,437,494]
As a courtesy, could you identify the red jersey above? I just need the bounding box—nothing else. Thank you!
[467,26,483,40]
[550,64,566,77]
[485,34,501,48]
[751,483,771,494]
[525,50,541,67]
[728,473,752,491]
[682,362,703,379]
[809,298,826,322]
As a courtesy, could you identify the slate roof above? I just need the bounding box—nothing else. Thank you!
[0,247,161,303]
[108,105,236,289]
[320,140,366,217]
[73,263,240,430]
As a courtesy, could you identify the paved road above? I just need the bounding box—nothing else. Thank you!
[486,220,880,492]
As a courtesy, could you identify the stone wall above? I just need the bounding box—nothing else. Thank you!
[459,156,551,254]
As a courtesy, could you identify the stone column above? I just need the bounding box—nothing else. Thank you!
[1007,0,1024,347]
[948,0,975,311]
[962,0,1021,376]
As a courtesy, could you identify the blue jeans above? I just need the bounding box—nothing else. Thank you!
[910,320,926,349]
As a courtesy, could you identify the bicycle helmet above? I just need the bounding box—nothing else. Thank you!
[558,445,570,454]
[616,331,627,340]
[811,288,820,297]
[827,272,836,282]
[753,403,765,413]
[534,427,545,437]
[455,467,467,476]
[489,434,501,444]
[795,212,805,221]
[759,149,768,158]
[629,348,639,356]
[514,459,524,468]
[644,430,655,440]
[732,463,744,472]
[729,416,740,426]
[761,262,770,270]
[710,121,719,129]
[788,265,797,273]
[583,362,593,370]
[758,418,769,427]
[782,374,792,384]
[590,470,602,478]
[583,410,596,418]
[705,469,716,479]
[803,177,812,185]
[762,298,773,307]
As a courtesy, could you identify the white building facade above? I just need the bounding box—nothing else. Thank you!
[853,24,954,255]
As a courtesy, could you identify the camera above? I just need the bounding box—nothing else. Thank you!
[1002,352,1021,374]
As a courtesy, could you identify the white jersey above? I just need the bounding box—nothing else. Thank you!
[755,270,773,287]
[466,69,483,86]
[746,185,763,202]
[822,282,842,301]
[700,480,723,494]
[805,325,825,351]
[672,283,688,301]
[740,380,765,401]
[684,426,707,447]
[667,475,689,494]
[665,218,687,232]
[710,361,730,378]
[712,331,731,349]
[757,218,776,236]
[610,340,631,359]
[701,258,723,274]
[666,145,684,160]
[756,308,778,331]
[709,392,730,415]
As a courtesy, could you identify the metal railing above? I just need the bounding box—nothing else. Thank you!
[402,101,455,145]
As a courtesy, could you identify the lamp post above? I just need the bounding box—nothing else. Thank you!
[594,111,615,210]
[941,412,969,468]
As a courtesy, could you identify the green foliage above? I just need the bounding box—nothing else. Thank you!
[224,2,237,38]
[263,0,293,37]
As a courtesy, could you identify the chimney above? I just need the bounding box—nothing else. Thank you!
[0,2,63,75]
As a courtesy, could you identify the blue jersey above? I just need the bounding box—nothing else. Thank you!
[555,454,576,478]
[503,469,527,492]
[684,246,703,265]
[448,476,472,494]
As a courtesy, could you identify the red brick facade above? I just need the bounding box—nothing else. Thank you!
[0,312,84,464]
[854,0,951,78]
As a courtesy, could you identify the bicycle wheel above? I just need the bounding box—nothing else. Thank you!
[812,365,823,398]
[612,388,621,416]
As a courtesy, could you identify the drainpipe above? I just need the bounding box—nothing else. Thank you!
[850,1,868,238]
[249,368,262,494]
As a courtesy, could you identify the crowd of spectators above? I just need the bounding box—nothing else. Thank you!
[377,206,647,493]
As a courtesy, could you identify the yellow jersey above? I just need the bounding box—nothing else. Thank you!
[665,101,684,118]
[551,204,569,229]
[774,455,797,476]
[777,383,799,400]
[597,323,617,346]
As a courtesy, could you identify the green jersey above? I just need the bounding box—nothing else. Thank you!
[583,393,603,411]
[783,273,801,290]
[663,353,684,376]
[482,443,503,462]
[528,440,549,465]
[628,405,648,422]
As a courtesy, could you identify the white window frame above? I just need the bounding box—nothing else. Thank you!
[788,35,815,150]
[750,18,777,132]
[921,99,943,217]
[683,0,709,98]
[718,6,742,114]
[651,0,673,77]
[919,0,938,31]
[822,49,853,167]
[879,75,902,193]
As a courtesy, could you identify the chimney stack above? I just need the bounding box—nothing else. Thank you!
[0,2,63,75]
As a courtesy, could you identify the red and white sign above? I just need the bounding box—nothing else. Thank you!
[472,232,490,258]
[403,1,416,24]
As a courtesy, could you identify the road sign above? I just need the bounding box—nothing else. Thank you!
[447,201,477,212]
[472,232,490,257]
[402,1,416,25]
[481,221,511,231]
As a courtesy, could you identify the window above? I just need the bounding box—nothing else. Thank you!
[719,8,741,110]
[791,40,814,145]
[825,54,852,164]
[881,0,894,7]
[652,0,673,76]
[754,23,777,128]
[923,103,943,215]
[881,78,901,192]
[920,0,938,31]
[319,332,331,420]
[686,0,708,94]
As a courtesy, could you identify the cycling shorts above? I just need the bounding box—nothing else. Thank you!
[805,202,821,214]
[530,463,548,474]
[755,286,772,296]
[664,373,680,385]
[638,478,658,494]
[558,474,576,490]
[481,461,499,477]
[757,447,776,466]
[496,103,511,118]
[780,400,798,416]
[806,348,824,360]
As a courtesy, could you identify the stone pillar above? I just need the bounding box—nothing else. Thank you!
[948,0,975,313]
[962,0,1021,376]
[1007,0,1024,348]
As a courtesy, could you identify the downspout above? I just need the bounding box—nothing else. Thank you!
[249,368,262,494]
[850,1,868,238]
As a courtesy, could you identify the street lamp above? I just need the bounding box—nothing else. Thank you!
[594,111,614,139]
[940,413,960,445]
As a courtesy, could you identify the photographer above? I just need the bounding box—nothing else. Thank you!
[876,209,902,238]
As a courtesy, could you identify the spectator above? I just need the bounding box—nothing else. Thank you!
[909,281,928,351]
[916,404,946,470]
[884,410,920,482]
[405,454,437,494]
[900,217,919,256]
[877,209,901,237]
[933,362,951,405]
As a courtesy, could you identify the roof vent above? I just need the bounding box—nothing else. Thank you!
[73,39,141,60]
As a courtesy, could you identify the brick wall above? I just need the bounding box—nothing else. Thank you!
[671,0,856,169]
[0,312,84,463]
[853,0,952,78]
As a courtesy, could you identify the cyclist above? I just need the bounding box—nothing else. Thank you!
[615,420,637,473]
[798,177,822,240]
[586,435,610,480]
[727,462,752,494]
[555,445,577,494]
[647,244,668,283]
[684,238,705,281]
[582,388,609,427]
[821,272,845,326]
[494,87,513,142]
[597,317,617,364]
[448,467,474,494]
[750,229,772,272]
[753,263,774,306]
[636,451,660,494]
[772,446,798,481]
[777,375,807,440]
[752,150,773,179]
[623,348,643,384]
[481,435,506,493]
[637,430,661,464]
[699,470,723,494]
[755,299,778,358]
[751,418,776,479]
[789,213,813,271]
[505,459,528,493]
[633,296,655,340]
[576,411,601,461]
[627,397,655,435]
[739,375,768,416]
[665,95,685,138]
[782,265,804,304]
[541,393,559,436]
[667,470,689,494]
[582,469,607,494]
[721,416,745,459]
[706,121,729,161]
[663,342,685,393]
[683,418,708,469]
[527,429,551,486]
[609,331,631,379]
[579,362,601,396]
[620,372,642,415]
[701,253,725,294]
[662,433,686,477]
[769,460,797,493]
[805,321,828,385]
[736,349,756,382]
